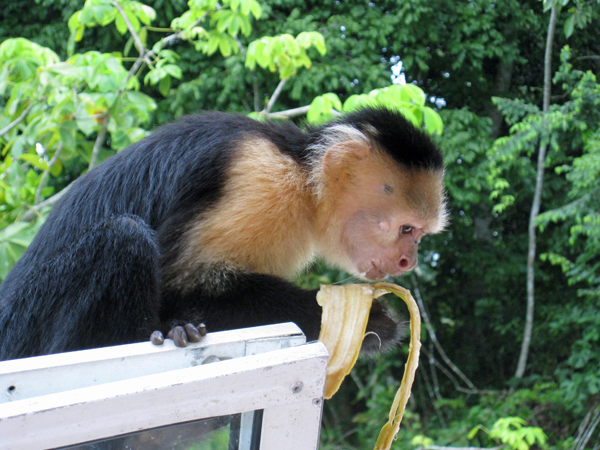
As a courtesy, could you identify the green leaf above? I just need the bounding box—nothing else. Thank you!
[246,39,267,69]
[206,35,220,55]
[323,93,342,113]
[171,10,202,30]
[109,129,130,150]
[125,91,156,113]
[94,4,116,26]
[135,4,156,26]
[19,154,50,172]
[0,219,44,273]
[74,25,85,42]
[81,5,95,25]
[401,83,426,105]
[423,107,444,135]
[297,51,311,70]
[125,10,140,32]
[50,159,62,177]
[218,36,233,57]
[214,10,233,34]
[68,10,82,33]
[467,425,483,440]
[158,75,171,97]
[307,96,325,123]
[564,15,575,38]
[163,64,182,79]
[343,94,376,112]
[295,31,326,55]
[58,123,77,152]
[242,16,253,36]
[307,94,339,124]
[311,33,326,56]
[245,44,257,69]
[249,0,261,19]
[76,114,98,137]
[399,108,419,127]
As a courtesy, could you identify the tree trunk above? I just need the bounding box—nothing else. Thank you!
[514,6,558,379]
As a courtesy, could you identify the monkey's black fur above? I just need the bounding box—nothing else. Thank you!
[0,108,440,360]
[330,108,443,171]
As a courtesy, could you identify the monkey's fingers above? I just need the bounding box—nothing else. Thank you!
[184,323,203,343]
[150,330,165,345]
[165,323,208,347]
[167,326,189,347]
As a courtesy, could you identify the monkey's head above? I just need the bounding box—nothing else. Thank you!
[311,108,447,281]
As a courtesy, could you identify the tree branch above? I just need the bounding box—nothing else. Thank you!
[423,350,504,395]
[20,184,72,222]
[265,105,310,118]
[574,405,600,450]
[73,113,105,121]
[421,446,505,450]
[0,103,34,137]
[515,5,557,379]
[111,1,153,66]
[154,13,208,54]
[253,75,261,112]
[117,10,209,95]
[418,350,447,427]
[427,339,444,401]
[120,53,147,95]
[35,143,64,206]
[88,115,109,171]
[233,34,246,56]
[262,78,288,114]
[411,273,477,390]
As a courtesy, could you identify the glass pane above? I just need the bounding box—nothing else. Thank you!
[61,411,263,450]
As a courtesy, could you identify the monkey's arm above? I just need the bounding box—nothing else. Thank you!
[156,272,402,354]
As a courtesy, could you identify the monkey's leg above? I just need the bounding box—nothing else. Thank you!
[0,215,161,359]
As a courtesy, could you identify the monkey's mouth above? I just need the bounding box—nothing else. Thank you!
[363,263,388,281]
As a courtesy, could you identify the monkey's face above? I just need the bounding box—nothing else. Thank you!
[341,204,425,280]
[318,142,447,281]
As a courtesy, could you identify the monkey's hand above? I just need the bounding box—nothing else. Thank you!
[150,323,207,347]
[361,299,405,354]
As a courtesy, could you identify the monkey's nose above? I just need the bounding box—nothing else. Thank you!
[399,255,417,272]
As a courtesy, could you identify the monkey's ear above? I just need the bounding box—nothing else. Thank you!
[323,141,372,175]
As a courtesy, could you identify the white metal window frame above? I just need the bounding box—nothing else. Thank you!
[0,323,328,450]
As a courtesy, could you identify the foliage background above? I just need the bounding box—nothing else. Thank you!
[1,0,600,449]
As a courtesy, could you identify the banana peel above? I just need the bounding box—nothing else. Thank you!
[317,282,422,450]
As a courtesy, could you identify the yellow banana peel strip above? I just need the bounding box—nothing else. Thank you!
[372,282,421,450]
[316,282,422,450]
[317,284,376,399]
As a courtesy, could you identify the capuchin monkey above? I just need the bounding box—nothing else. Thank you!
[0,107,447,361]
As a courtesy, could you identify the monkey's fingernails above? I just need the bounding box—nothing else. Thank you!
[168,326,188,347]
[197,323,207,337]
[184,323,202,343]
[150,330,164,345]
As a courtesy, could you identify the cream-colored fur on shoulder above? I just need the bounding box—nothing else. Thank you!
[171,135,317,286]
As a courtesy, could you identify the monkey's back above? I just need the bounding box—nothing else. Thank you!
[18,114,308,261]
[0,113,309,304]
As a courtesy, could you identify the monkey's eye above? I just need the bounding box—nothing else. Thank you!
[401,226,413,235]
